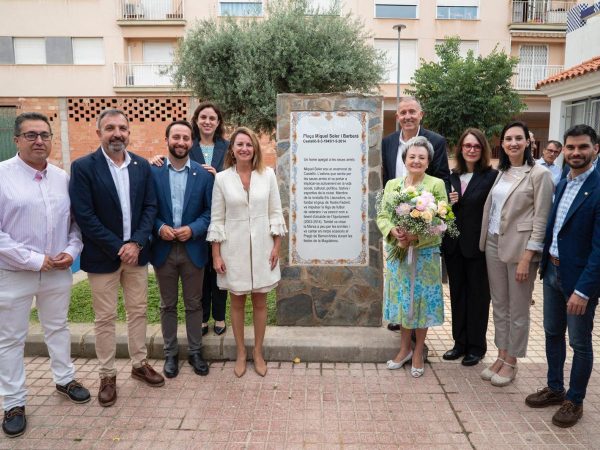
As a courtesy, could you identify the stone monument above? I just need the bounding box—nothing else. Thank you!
[275,93,384,326]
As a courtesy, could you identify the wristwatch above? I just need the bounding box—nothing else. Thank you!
[127,240,143,250]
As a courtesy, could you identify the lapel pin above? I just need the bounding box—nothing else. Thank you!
[192,172,197,176]
[585,192,589,196]
[133,161,137,165]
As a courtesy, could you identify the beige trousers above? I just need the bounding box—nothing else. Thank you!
[88,263,148,378]
[485,233,537,358]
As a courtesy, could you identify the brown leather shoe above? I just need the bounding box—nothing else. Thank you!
[131,361,165,387]
[525,387,565,408]
[552,400,583,428]
[98,376,117,407]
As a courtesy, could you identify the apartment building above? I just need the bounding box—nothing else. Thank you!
[0,0,583,166]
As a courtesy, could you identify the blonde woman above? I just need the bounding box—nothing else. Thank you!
[207,127,286,378]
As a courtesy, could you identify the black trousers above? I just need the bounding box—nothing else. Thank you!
[201,250,228,322]
[444,250,491,357]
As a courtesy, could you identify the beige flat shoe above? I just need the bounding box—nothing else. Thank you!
[491,362,518,387]
[481,358,504,381]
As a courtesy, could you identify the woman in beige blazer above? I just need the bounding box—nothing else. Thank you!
[207,127,287,378]
[479,121,554,386]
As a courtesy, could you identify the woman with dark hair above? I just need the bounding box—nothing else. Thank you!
[442,129,497,367]
[189,102,229,336]
[150,101,229,337]
[207,127,286,378]
[479,121,553,386]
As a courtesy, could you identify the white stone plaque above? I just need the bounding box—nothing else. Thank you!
[289,111,368,265]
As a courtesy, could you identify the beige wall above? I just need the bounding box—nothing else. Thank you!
[0,0,571,103]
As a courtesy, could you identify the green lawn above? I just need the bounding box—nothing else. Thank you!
[30,273,276,326]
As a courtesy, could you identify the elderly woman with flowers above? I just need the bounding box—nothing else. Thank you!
[377,136,452,377]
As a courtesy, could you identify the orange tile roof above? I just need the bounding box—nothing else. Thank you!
[537,56,600,88]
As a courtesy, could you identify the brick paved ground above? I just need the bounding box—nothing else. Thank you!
[2,280,600,449]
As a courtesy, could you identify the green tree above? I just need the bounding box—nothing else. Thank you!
[173,0,385,133]
[406,37,525,148]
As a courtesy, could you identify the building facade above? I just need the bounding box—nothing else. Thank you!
[0,0,584,166]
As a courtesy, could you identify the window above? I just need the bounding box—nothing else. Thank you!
[306,0,340,14]
[14,38,46,64]
[437,0,478,19]
[516,44,548,90]
[219,1,262,16]
[434,39,479,59]
[72,38,104,65]
[0,107,17,162]
[375,1,418,19]
[374,39,418,83]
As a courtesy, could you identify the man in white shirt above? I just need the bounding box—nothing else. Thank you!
[536,140,563,185]
[0,112,90,438]
[69,109,162,408]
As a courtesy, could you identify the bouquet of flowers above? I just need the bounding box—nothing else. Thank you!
[377,184,458,261]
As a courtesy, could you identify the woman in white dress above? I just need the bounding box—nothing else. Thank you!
[207,127,287,377]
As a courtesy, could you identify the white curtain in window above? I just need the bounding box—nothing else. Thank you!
[219,1,262,16]
[374,39,418,84]
[437,0,478,6]
[435,39,479,59]
[72,38,104,65]
[14,38,46,64]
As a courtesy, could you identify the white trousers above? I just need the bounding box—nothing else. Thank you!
[0,269,74,410]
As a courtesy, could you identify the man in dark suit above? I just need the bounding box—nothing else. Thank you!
[381,96,450,188]
[150,120,213,378]
[69,109,163,408]
[525,124,600,428]
[382,97,451,349]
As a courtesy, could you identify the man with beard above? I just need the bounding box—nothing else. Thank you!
[69,109,162,407]
[150,121,213,378]
[525,124,600,428]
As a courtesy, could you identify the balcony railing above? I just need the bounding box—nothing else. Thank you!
[512,64,564,91]
[117,0,184,21]
[511,1,576,24]
[114,63,174,88]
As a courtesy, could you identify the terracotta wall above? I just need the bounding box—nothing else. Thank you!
[1,96,277,170]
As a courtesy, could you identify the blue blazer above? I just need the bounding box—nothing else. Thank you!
[149,160,214,269]
[540,169,600,300]
[69,148,157,273]
[189,136,229,172]
[381,127,450,190]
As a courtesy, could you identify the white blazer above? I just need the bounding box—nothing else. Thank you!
[207,166,287,292]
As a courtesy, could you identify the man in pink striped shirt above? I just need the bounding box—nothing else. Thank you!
[0,112,90,439]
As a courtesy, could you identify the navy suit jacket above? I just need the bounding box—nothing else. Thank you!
[69,148,157,273]
[540,168,600,300]
[381,127,450,190]
[189,136,229,171]
[149,160,213,269]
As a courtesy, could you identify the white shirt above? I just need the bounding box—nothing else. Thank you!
[0,155,82,271]
[101,148,132,241]
[395,127,420,179]
[488,166,527,235]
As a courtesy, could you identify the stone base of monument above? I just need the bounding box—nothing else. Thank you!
[276,93,384,327]
[24,324,405,363]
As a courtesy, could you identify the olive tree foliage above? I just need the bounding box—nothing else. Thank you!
[406,37,525,148]
[172,0,385,133]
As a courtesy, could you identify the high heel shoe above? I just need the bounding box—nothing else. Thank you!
[386,351,413,370]
[234,352,247,378]
[253,351,268,377]
[411,357,425,378]
[481,358,504,381]
[491,361,518,387]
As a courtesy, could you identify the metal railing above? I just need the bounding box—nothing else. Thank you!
[117,0,184,20]
[113,63,174,87]
[511,0,576,24]
[512,64,564,90]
